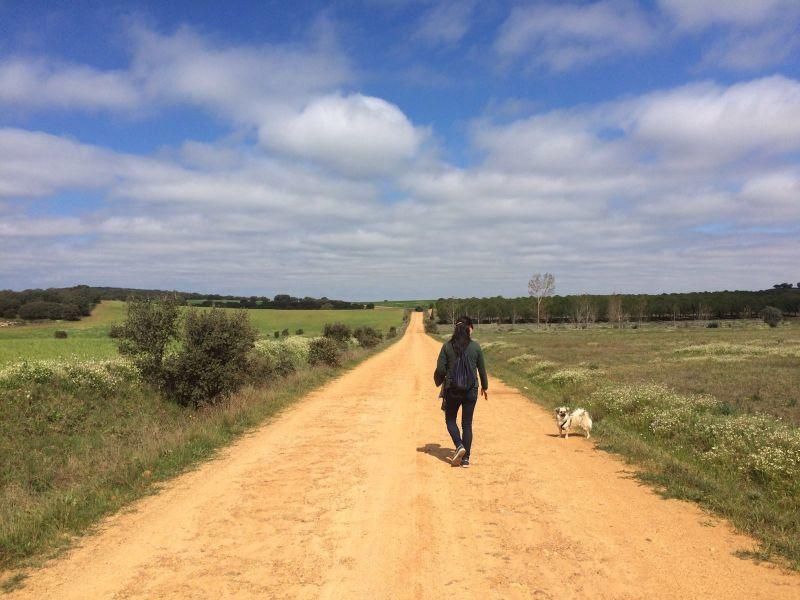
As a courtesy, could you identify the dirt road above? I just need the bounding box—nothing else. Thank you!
[10,313,800,599]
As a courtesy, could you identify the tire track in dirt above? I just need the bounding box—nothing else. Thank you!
[8,313,800,598]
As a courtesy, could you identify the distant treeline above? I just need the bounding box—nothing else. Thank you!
[0,286,372,321]
[434,288,800,325]
[191,295,372,310]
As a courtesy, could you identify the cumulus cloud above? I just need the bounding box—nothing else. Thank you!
[2,53,799,296]
[495,0,657,71]
[259,93,422,176]
[624,76,800,166]
[0,24,432,179]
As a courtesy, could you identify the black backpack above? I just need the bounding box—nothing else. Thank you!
[448,342,476,395]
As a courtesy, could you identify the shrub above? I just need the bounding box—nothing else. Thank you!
[308,337,341,366]
[761,306,783,328]
[354,326,383,348]
[386,326,397,339]
[281,328,290,337]
[253,337,311,377]
[424,318,438,334]
[108,323,124,338]
[116,296,181,383]
[18,301,63,320]
[706,321,720,328]
[274,330,281,339]
[60,304,81,321]
[323,322,352,345]
[414,306,423,312]
[54,330,68,339]
[161,309,257,407]
[295,328,304,335]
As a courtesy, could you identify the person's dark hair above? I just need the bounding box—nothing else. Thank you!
[450,315,473,354]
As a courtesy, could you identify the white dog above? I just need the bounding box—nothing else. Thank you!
[555,406,592,439]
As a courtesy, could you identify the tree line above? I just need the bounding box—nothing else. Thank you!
[434,288,800,326]
[0,285,373,321]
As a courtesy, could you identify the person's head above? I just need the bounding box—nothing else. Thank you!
[450,315,473,353]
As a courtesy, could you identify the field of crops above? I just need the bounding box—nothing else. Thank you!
[0,301,404,365]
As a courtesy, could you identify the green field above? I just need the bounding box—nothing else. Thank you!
[0,301,404,365]
[372,300,433,309]
[460,319,800,424]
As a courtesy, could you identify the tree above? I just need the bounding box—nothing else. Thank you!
[528,273,556,326]
[443,298,460,325]
[607,294,626,328]
[571,294,596,329]
[116,295,181,383]
[634,295,648,324]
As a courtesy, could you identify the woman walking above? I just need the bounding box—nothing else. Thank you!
[434,316,488,467]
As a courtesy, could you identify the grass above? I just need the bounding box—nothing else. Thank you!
[434,318,800,569]
[0,301,404,365]
[369,299,433,309]
[0,319,407,579]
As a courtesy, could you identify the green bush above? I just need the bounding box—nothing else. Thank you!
[323,322,352,345]
[706,321,720,328]
[54,330,68,339]
[281,328,290,337]
[761,306,783,328]
[386,326,397,339]
[424,318,438,334]
[274,330,280,338]
[108,323,124,338]
[354,326,383,348]
[116,296,181,383]
[308,337,341,366]
[161,309,256,407]
[295,328,304,335]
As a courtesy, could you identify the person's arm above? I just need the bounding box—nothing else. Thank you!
[476,345,488,398]
[434,344,448,386]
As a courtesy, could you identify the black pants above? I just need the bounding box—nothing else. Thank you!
[444,390,478,459]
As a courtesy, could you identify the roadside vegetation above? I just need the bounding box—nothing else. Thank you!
[0,301,403,365]
[0,299,406,573]
[432,318,800,569]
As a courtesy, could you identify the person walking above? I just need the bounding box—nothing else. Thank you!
[434,315,488,467]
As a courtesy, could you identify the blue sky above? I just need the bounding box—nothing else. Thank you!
[1,1,799,299]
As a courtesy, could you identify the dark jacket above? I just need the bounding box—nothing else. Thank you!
[434,339,488,395]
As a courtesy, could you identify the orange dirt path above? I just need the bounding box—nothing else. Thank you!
[9,313,800,598]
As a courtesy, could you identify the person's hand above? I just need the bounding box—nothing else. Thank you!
[481,388,488,401]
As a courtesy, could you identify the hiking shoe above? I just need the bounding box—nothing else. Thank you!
[461,458,470,468]
[452,446,466,467]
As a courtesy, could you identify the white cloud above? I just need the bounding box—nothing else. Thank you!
[495,0,657,71]
[658,0,799,30]
[2,66,800,297]
[259,93,423,176]
[414,1,475,45]
[0,58,141,110]
[625,76,800,166]
[658,0,800,70]
[0,129,118,197]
